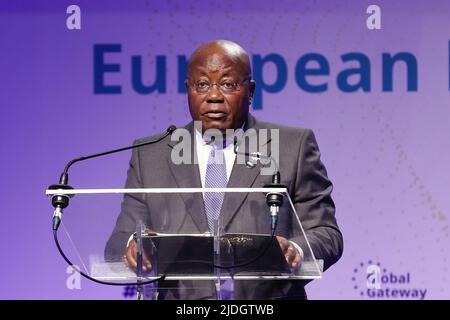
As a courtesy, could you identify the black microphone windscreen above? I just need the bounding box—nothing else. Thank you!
[167,125,177,134]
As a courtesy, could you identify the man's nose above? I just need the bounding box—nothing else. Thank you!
[206,84,225,103]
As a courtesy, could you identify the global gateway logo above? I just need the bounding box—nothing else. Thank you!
[352,261,427,300]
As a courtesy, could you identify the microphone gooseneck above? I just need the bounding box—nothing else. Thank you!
[49,125,176,231]
[48,125,176,288]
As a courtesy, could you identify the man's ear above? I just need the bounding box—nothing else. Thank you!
[184,79,189,91]
[249,79,256,100]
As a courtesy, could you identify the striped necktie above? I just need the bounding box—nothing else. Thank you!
[203,145,235,299]
[204,146,227,233]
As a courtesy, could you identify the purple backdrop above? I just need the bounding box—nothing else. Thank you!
[0,0,449,299]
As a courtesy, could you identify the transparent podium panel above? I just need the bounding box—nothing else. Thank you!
[46,187,323,300]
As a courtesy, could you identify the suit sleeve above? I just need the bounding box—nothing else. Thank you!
[293,129,343,271]
[104,141,150,262]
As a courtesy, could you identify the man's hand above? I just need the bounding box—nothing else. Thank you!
[124,239,152,273]
[276,236,301,269]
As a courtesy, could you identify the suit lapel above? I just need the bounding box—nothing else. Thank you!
[166,123,208,232]
[220,115,271,228]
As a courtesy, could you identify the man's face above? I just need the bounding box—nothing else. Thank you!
[186,49,255,133]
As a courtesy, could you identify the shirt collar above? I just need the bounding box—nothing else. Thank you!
[194,124,245,149]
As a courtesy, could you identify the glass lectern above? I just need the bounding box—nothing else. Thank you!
[46,187,323,300]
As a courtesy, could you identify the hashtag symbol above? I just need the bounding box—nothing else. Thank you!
[122,285,137,298]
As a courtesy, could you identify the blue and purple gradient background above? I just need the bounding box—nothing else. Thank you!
[0,0,449,299]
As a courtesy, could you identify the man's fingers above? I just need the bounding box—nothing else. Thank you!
[282,243,301,268]
[125,240,152,272]
[277,236,300,268]
[288,243,301,268]
[276,236,303,268]
[142,252,152,271]
[292,251,301,268]
[286,245,295,263]
[276,236,289,252]
[125,244,137,270]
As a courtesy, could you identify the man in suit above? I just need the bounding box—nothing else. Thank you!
[105,40,343,299]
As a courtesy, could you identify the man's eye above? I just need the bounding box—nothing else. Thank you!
[196,81,209,88]
[221,81,236,89]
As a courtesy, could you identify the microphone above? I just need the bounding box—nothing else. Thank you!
[49,125,177,231]
[233,136,285,231]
